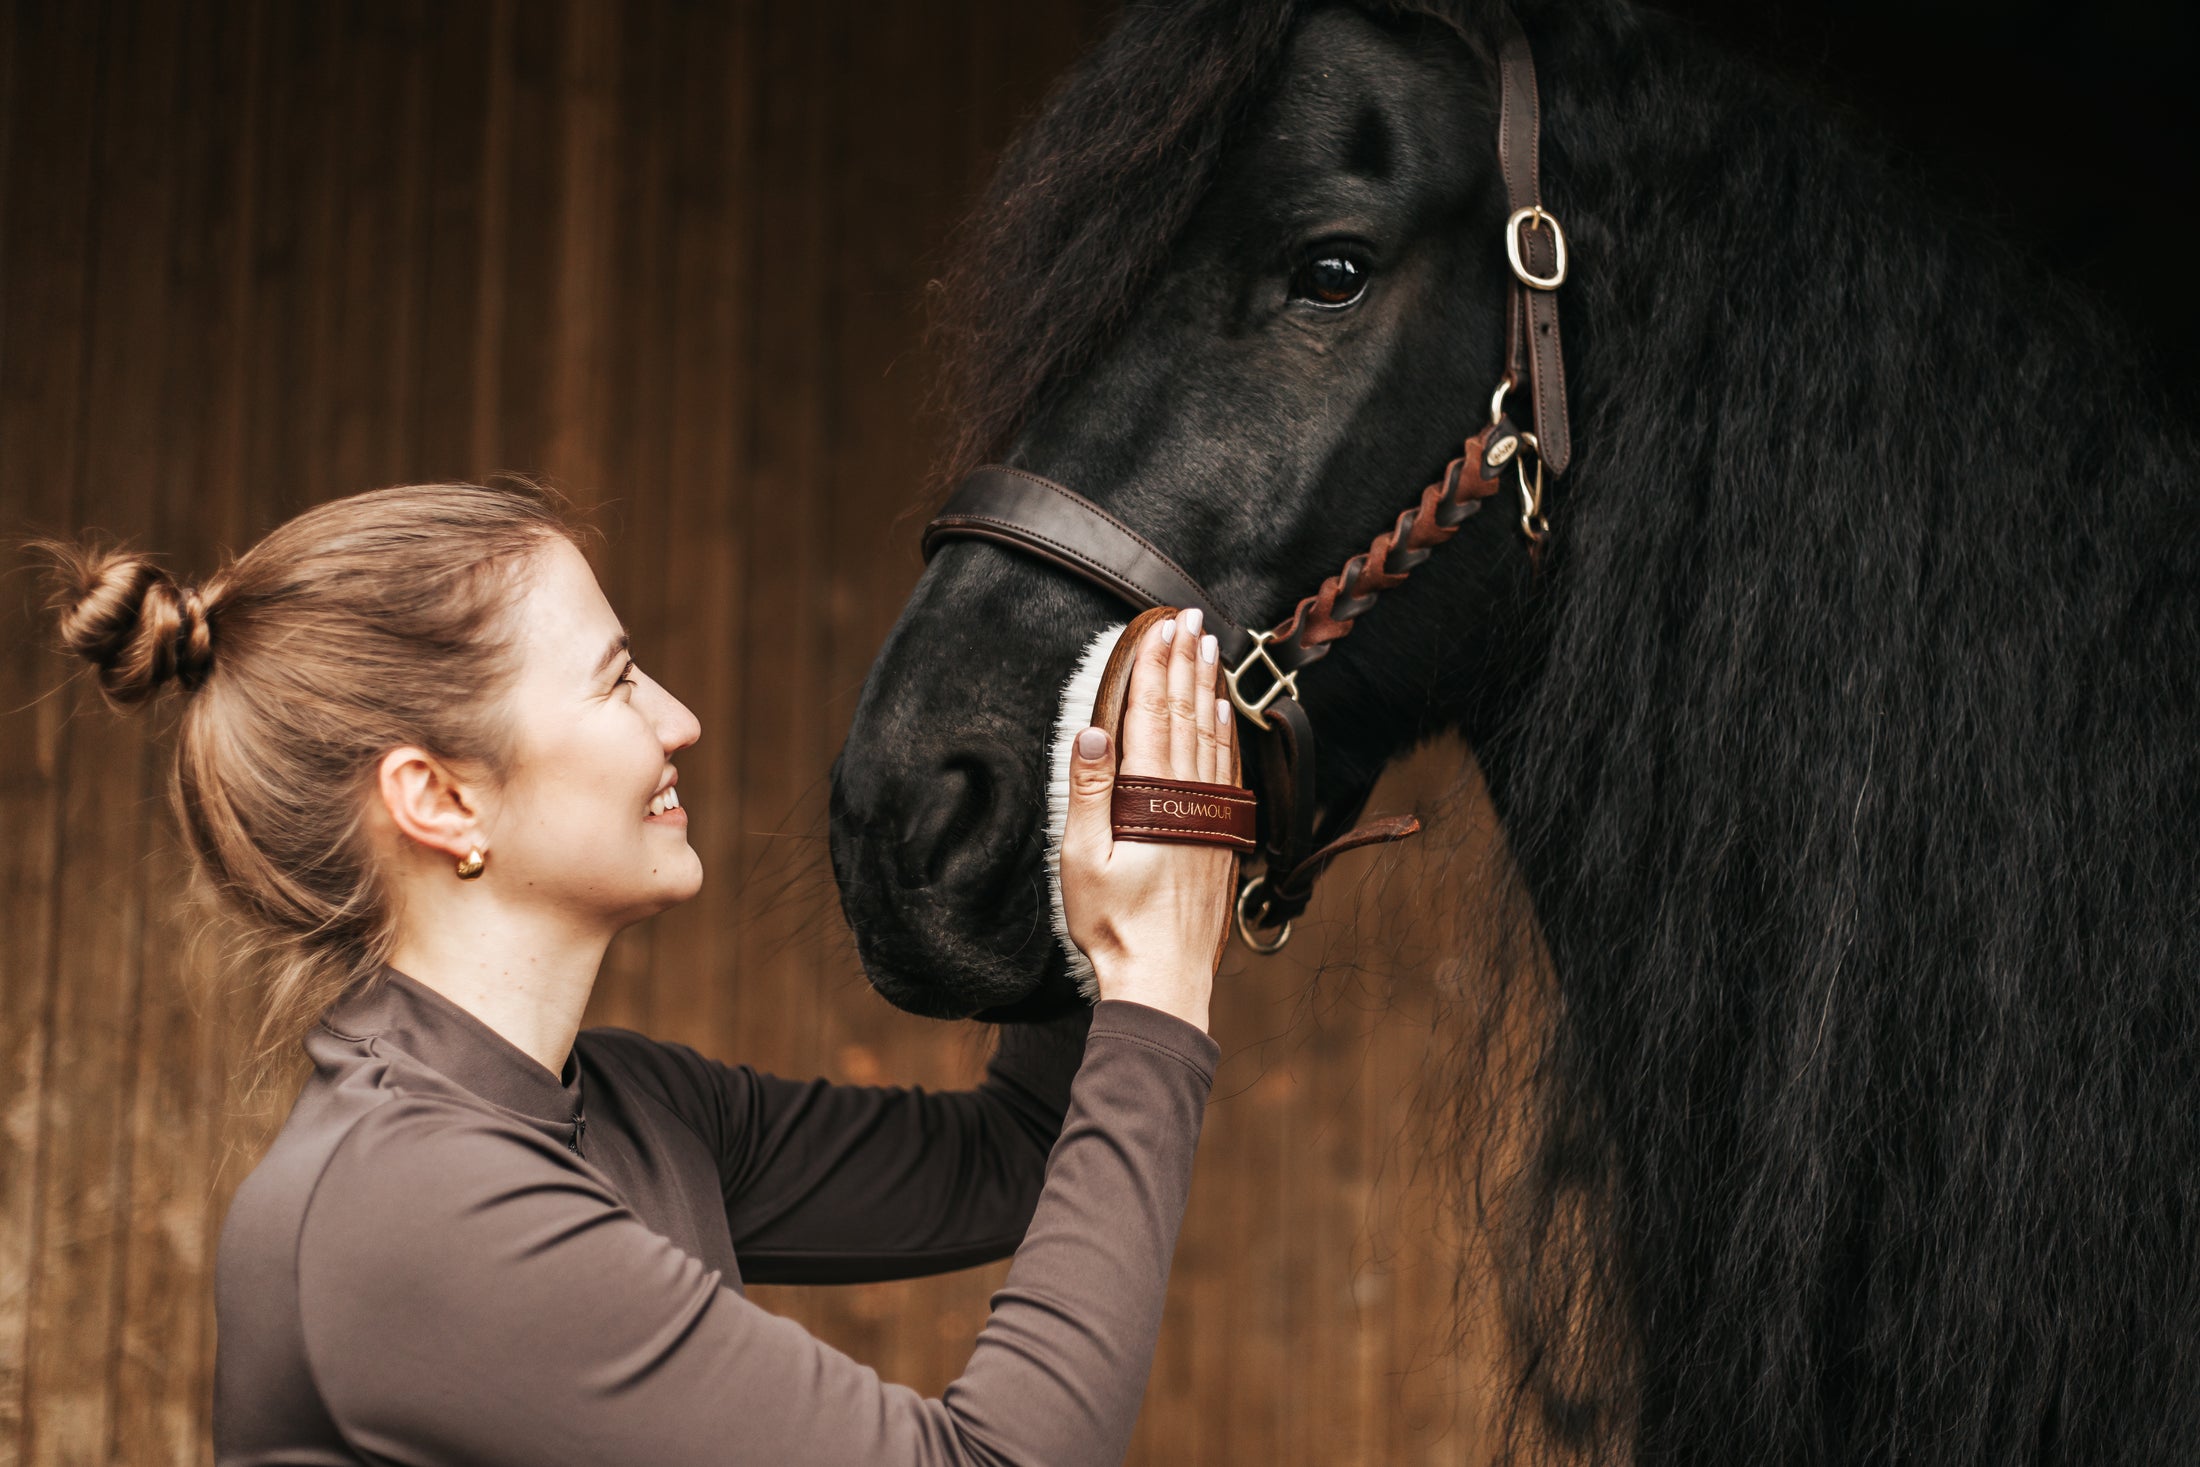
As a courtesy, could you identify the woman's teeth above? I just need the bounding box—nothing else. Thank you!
[647,787,681,817]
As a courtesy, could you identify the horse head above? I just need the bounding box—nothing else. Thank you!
[831,5,1530,1019]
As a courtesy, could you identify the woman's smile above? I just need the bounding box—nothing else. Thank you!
[645,772,686,825]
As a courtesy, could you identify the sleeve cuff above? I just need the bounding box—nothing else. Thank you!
[1086,999,1220,1083]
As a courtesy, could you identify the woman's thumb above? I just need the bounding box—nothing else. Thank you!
[1062,725,1115,861]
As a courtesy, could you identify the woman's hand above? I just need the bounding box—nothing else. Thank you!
[1058,608,1240,1033]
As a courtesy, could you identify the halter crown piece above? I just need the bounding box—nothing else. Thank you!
[922,6,1572,951]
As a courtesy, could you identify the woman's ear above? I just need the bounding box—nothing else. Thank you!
[376,745,487,862]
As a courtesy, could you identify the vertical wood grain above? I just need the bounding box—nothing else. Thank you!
[0,3,105,1460]
[729,0,830,1149]
[20,1,185,1457]
[108,4,265,1458]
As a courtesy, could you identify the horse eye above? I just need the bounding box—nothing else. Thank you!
[1289,251,1370,309]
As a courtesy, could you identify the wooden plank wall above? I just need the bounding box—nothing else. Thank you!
[0,3,1501,1462]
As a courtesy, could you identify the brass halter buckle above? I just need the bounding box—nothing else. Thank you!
[1223,628,1300,731]
[1505,205,1568,290]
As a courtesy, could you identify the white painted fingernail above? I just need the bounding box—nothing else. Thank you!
[1159,617,1177,645]
[1183,607,1204,638]
[1216,698,1231,728]
[1200,634,1216,665]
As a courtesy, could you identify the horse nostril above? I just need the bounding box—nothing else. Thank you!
[894,755,1002,892]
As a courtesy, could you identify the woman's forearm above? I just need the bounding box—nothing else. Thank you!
[939,999,1216,1462]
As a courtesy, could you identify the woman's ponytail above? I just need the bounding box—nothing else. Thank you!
[36,539,220,704]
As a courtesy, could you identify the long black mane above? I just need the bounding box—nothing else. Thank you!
[935,2,2200,1463]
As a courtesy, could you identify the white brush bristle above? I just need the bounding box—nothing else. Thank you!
[1046,621,1127,1001]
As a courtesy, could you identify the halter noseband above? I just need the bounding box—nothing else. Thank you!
[922,8,1572,951]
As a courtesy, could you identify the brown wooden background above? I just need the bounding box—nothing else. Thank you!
[0,3,1501,1463]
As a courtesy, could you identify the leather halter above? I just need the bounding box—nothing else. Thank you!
[922,8,1572,951]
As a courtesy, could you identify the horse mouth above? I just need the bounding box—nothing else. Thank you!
[826,758,1083,1021]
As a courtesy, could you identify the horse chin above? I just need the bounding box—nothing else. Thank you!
[854,916,1085,1023]
[831,806,1086,1020]
[969,962,1087,1023]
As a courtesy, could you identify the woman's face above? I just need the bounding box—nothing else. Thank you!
[481,538,703,928]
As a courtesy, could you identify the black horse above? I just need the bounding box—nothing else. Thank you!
[829,1,2200,1461]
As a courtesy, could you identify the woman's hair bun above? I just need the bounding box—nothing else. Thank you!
[33,538,219,705]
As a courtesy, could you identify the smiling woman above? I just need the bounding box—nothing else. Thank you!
[28,481,1244,1466]
[37,483,591,1069]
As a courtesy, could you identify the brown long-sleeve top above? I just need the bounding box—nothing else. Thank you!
[212,968,1218,1466]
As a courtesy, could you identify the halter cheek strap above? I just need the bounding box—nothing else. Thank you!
[921,7,1571,949]
[1496,15,1571,480]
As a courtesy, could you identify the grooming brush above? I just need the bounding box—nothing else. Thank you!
[1045,608,1257,998]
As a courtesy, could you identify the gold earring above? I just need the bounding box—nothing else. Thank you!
[455,847,487,880]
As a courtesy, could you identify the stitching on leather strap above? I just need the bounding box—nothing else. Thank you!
[1114,780,1252,799]
[936,513,1182,609]
[1009,469,1184,572]
[951,465,1199,603]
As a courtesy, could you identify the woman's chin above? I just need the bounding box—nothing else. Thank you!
[582,839,704,927]
[641,814,703,889]
[655,848,706,908]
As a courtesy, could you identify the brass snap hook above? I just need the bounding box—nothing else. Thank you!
[1513,431,1549,545]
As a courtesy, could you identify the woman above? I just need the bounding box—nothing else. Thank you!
[40,480,1241,1466]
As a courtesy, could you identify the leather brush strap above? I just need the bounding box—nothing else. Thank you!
[1113,778,1258,852]
[1087,609,1258,852]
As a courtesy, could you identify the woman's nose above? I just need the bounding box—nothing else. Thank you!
[657,686,702,752]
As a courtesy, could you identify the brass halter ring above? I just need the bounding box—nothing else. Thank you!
[1235,874,1292,954]
[1505,205,1568,290]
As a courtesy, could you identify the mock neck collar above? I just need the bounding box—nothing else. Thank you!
[321,967,583,1135]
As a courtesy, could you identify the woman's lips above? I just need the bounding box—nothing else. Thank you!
[646,782,685,824]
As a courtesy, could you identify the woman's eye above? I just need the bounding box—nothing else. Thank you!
[616,662,638,689]
[1289,251,1371,309]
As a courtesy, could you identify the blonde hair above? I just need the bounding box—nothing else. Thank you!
[35,481,583,1074]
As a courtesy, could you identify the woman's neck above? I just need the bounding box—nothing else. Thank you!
[386,893,611,1077]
